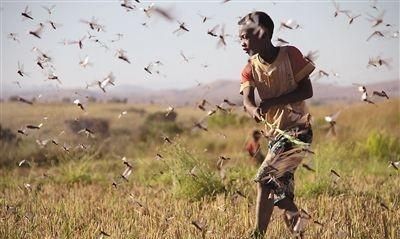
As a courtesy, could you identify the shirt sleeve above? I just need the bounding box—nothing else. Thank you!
[239,62,255,95]
[287,46,315,83]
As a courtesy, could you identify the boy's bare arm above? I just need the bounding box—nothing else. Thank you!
[260,77,313,113]
[243,86,263,121]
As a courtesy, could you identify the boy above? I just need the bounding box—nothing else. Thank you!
[245,129,265,165]
[238,11,315,238]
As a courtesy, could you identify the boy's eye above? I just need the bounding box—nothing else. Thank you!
[240,34,248,40]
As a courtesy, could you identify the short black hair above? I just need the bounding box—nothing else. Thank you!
[238,11,274,39]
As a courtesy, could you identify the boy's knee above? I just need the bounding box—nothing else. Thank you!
[257,183,274,198]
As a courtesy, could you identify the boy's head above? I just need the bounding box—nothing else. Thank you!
[252,129,262,141]
[238,11,274,55]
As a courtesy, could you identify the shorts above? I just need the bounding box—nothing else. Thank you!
[254,125,313,204]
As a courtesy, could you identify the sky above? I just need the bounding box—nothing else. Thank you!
[0,0,399,92]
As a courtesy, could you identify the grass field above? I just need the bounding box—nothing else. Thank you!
[0,99,399,239]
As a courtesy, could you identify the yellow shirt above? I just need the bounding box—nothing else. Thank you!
[240,46,315,130]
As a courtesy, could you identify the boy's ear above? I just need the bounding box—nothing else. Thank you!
[254,26,269,39]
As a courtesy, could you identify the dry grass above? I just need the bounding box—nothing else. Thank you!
[0,99,399,239]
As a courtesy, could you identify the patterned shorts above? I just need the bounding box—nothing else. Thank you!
[256,126,313,204]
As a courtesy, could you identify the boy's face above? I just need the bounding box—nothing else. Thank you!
[239,25,267,56]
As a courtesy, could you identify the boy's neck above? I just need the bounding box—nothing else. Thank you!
[258,45,280,64]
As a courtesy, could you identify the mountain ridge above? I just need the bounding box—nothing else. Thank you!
[1,79,398,106]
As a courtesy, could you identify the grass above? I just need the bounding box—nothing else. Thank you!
[0,99,399,238]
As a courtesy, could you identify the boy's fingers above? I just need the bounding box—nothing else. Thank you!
[254,114,262,123]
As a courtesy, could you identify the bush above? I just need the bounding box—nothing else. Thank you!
[61,97,71,103]
[0,124,17,142]
[107,97,127,103]
[364,131,400,159]
[150,144,226,201]
[65,118,110,137]
[222,161,256,197]
[207,112,239,129]
[0,138,61,167]
[203,141,227,153]
[139,111,183,142]
[297,178,333,197]
[126,106,146,116]
[55,158,95,185]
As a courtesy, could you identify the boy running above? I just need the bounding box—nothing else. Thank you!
[238,11,315,238]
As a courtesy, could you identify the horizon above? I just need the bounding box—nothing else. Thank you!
[1,77,398,106]
[1,76,399,93]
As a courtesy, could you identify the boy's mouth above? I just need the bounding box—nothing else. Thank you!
[243,48,249,53]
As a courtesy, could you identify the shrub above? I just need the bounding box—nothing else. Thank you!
[107,97,127,103]
[55,157,101,185]
[139,111,183,142]
[65,118,110,137]
[0,124,17,142]
[202,141,227,153]
[222,161,256,197]
[126,106,146,116]
[151,144,226,201]
[61,97,71,103]
[297,177,349,198]
[0,138,61,167]
[207,112,239,129]
[364,131,400,159]
[297,178,331,197]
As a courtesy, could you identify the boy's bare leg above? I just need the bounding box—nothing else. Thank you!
[254,183,275,236]
[276,198,299,232]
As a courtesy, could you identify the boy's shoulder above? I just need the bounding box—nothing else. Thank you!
[240,46,310,81]
[285,45,305,60]
[247,45,303,64]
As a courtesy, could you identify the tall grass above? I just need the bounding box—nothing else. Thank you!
[0,100,399,238]
[364,130,400,159]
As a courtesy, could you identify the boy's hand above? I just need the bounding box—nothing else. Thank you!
[252,107,263,123]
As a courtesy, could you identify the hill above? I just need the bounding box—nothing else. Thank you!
[1,79,398,106]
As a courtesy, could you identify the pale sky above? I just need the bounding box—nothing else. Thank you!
[1,0,399,91]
